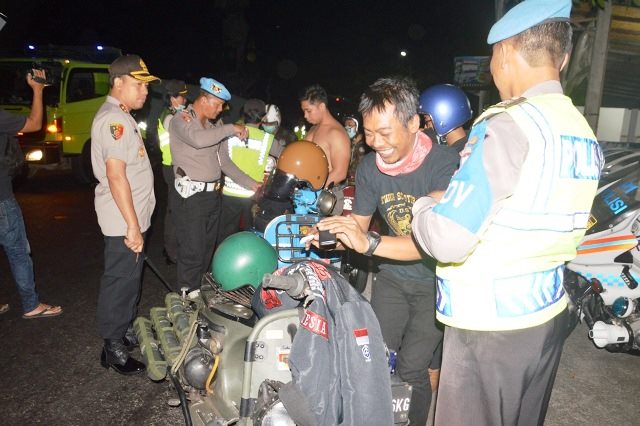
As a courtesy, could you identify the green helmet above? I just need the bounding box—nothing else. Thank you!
[211,232,278,291]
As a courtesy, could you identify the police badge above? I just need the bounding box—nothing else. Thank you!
[109,123,124,140]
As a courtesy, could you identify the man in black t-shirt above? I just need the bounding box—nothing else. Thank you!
[309,77,458,426]
[0,68,63,319]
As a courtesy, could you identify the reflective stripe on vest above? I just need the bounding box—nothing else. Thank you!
[437,265,565,319]
[157,112,173,166]
[223,127,274,198]
[435,93,602,331]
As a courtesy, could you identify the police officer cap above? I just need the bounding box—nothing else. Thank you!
[109,54,160,83]
[243,98,266,118]
[487,0,571,45]
[164,79,188,97]
[199,77,231,101]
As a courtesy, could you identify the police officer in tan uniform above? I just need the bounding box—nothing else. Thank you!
[169,77,248,292]
[91,54,158,375]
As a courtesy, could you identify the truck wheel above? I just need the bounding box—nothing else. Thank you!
[72,140,96,184]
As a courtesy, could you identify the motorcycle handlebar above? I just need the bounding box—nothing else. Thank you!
[262,272,308,299]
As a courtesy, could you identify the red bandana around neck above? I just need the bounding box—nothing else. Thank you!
[375,131,433,176]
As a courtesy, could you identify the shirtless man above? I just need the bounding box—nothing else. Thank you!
[299,84,350,188]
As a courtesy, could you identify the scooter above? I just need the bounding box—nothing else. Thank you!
[135,255,412,425]
[564,168,640,355]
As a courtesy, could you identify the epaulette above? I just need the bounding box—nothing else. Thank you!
[178,110,193,123]
[474,97,528,125]
[493,97,527,109]
[119,103,129,113]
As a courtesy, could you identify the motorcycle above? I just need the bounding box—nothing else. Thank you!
[135,246,412,425]
[135,141,408,424]
[564,167,640,355]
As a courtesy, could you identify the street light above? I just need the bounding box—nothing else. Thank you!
[400,50,407,57]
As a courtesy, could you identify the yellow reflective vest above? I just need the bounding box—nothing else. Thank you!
[223,126,274,198]
[434,93,602,331]
[157,110,173,166]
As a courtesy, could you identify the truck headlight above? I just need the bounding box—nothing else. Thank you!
[25,149,44,162]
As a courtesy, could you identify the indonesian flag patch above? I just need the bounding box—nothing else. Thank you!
[354,328,372,362]
[109,123,124,140]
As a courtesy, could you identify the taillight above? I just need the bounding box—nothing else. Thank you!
[47,117,62,134]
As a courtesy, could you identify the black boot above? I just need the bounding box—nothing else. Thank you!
[122,325,139,350]
[100,339,146,376]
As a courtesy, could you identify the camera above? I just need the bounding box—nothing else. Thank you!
[29,62,55,86]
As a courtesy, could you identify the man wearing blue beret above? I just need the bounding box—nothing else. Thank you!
[411,1,604,424]
[169,77,250,292]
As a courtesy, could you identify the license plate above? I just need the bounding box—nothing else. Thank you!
[391,381,412,424]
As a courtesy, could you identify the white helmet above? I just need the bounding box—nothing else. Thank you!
[264,104,281,126]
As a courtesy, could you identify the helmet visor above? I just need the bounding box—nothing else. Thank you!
[264,169,298,200]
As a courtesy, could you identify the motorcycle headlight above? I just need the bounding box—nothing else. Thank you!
[259,401,295,426]
[611,297,636,318]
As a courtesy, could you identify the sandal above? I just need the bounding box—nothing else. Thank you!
[22,303,63,319]
[0,303,9,315]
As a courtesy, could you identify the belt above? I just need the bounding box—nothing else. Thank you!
[199,181,220,192]
[174,175,220,199]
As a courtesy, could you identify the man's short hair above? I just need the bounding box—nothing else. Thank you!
[511,21,572,68]
[358,76,419,127]
[299,84,328,105]
[196,90,217,104]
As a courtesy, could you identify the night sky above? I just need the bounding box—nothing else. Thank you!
[1,0,496,122]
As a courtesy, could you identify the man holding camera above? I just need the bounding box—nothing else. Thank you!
[0,68,63,319]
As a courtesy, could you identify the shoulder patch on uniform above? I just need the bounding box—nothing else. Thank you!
[496,97,527,109]
[475,97,529,126]
[110,123,124,140]
[176,111,192,123]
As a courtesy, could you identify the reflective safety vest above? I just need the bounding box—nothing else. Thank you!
[157,109,173,166]
[223,126,274,198]
[435,93,603,331]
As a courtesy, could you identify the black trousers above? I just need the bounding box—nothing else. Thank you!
[435,309,569,426]
[173,189,221,291]
[370,269,443,426]
[218,194,253,247]
[162,165,178,262]
[96,234,145,340]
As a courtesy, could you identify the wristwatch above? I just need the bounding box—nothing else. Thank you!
[363,231,381,257]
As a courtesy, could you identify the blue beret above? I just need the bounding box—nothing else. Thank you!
[199,77,231,101]
[487,0,571,44]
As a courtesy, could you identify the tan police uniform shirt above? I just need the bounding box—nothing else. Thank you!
[91,95,156,236]
[169,105,245,183]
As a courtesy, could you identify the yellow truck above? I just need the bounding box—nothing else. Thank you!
[0,45,121,182]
